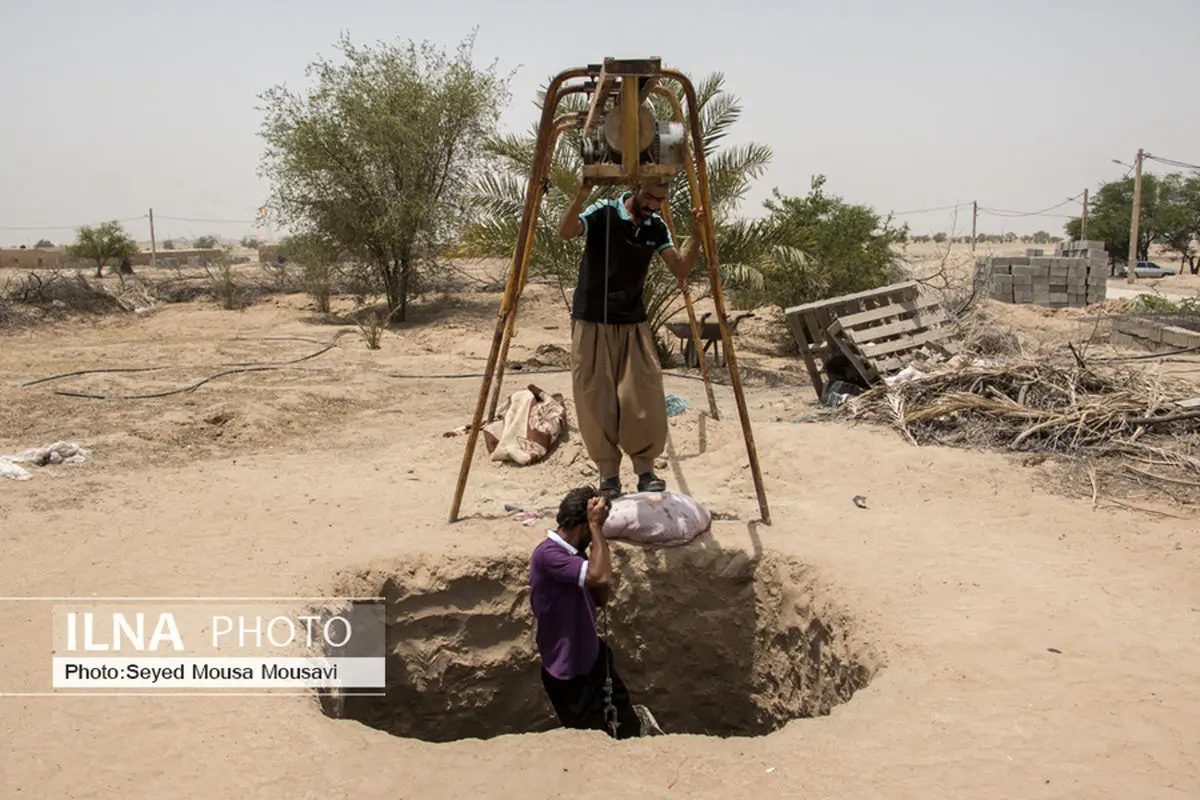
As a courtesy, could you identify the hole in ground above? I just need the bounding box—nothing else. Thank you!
[318,545,877,742]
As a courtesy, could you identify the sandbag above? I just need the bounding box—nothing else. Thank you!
[602,491,711,547]
[482,384,566,465]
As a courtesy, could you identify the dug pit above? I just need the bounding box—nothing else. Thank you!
[319,545,876,742]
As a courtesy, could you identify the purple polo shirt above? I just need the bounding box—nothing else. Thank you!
[529,531,599,680]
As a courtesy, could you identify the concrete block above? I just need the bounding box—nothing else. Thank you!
[1026,249,1045,257]
[1030,257,1053,268]
[1008,258,1031,267]
[992,264,1012,275]
[1013,274,1033,285]
[1077,240,1105,250]
[1110,331,1137,347]
[1049,293,1069,303]
[1161,326,1200,348]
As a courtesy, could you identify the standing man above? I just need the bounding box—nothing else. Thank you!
[530,486,642,738]
[558,179,704,499]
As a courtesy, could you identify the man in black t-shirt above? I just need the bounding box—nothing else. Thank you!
[558,179,703,498]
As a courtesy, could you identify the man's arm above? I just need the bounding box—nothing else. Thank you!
[659,207,706,283]
[583,497,613,606]
[558,182,597,240]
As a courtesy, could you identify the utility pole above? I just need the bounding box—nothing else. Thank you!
[1080,189,1088,240]
[149,208,157,268]
[971,200,978,252]
[1126,148,1143,284]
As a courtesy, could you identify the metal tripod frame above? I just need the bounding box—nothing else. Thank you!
[447,57,771,525]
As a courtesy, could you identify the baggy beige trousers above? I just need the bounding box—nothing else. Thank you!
[570,319,668,478]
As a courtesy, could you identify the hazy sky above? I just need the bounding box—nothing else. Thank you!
[2,0,1197,246]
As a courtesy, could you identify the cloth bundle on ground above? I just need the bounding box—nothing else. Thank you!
[602,491,711,547]
[482,384,567,465]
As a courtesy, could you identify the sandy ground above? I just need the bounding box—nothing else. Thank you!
[1,273,1198,799]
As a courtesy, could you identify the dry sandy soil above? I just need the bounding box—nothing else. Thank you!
[1,265,1198,799]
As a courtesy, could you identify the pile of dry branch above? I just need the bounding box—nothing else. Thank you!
[842,355,1200,507]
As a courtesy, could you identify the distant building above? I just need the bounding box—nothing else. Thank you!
[129,248,223,267]
[0,248,64,269]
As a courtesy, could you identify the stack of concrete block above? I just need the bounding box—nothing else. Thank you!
[1111,317,1200,352]
[984,240,1108,308]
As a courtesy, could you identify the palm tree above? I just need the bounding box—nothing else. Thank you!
[458,72,774,362]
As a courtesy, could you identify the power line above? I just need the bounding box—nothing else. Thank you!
[1144,153,1200,171]
[891,202,972,216]
[978,192,1085,219]
[1,212,264,233]
[0,215,147,231]
[154,215,260,224]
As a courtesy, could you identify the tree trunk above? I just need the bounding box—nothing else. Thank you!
[398,255,410,323]
[95,261,104,278]
[382,260,403,322]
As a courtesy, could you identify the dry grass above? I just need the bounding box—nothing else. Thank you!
[842,356,1200,507]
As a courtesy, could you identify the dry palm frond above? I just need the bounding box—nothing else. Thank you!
[841,355,1200,504]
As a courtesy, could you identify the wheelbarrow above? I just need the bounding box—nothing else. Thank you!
[665,311,756,368]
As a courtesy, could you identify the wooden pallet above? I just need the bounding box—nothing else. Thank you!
[824,290,959,386]
[784,281,924,399]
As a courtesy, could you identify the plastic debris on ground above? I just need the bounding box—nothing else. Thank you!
[0,441,89,481]
[664,394,689,417]
[513,511,544,527]
[820,379,866,407]
[883,365,926,386]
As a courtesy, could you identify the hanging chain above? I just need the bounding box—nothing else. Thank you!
[598,195,620,740]
[600,604,619,738]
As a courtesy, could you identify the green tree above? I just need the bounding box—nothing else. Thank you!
[193,235,218,249]
[1065,174,1163,265]
[34,238,53,248]
[66,220,139,278]
[284,231,343,313]
[457,71,773,358]
[1155,173,1200,273]
[1065,172,1200,272]
[257,30,511,322]
[753,175,908,309]
[163,239,175,250]
[240,235,261,249]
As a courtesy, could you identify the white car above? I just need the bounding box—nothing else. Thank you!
[1114,261,1177,278]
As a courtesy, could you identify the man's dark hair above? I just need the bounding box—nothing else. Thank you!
[557,485,600,530]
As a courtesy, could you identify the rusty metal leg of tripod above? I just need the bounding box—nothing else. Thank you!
[485,118,574,422]
[448,74,585,523]
[666,69,770,525]
[661,200,719,420]
[447,243,528,523]
[485,192,542,422]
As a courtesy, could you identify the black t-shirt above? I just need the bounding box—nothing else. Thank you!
[570,193,674,324]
